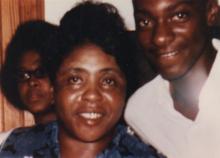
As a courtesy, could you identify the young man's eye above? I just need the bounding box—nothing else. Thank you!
[135,13,152,27]
[172,12,190,22]
[138,19,150,27]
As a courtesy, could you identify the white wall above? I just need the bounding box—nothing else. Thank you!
[45,0,135,30]
[45,0,220,30]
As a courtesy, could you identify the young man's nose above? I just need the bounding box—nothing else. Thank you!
[153,21,174,48]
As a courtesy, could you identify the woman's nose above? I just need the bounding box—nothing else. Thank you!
[82,84,102,102]
[28,77,40,87]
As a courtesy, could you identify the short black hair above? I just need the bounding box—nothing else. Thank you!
[0,20,58,110]
[47,1,139,98]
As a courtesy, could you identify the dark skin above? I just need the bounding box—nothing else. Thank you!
[170,45,216,120]
[33,107,56,124]
[55,44,126,158]
[18,51,56,124]
[59,130,112,158]
[133,0,219,120]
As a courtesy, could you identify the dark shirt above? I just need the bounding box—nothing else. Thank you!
[0,122,164,158]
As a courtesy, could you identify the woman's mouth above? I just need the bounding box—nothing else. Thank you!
[76,112,105,126]
[27,92,42,102]
[79,112,103,120]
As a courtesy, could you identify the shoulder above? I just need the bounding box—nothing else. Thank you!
[101,124,164,158]
[126,75,163,107]
[210,39,220,74]
[121,126,163,158]
[8,122,56,141]
[124,75,163,123]
[212,38,220,51]
[0,129,13,145]
[0,122,58,157]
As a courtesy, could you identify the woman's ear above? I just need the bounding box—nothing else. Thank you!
[207,0,220,26]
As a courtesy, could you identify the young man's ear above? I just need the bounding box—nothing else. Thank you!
[207,0,220,26]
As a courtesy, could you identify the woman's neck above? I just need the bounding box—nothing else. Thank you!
[59,127,112,158]
[34,107,57,124]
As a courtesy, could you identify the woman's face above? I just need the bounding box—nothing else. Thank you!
[17,51,54,114]
[55,44,126,142]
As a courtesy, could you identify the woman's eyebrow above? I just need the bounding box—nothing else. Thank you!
[100,68,125,78]
[58,67,86,75]
[100,68,121,73]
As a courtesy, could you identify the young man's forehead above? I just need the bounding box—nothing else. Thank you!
[132,0,211,4]
[132,0,212,9]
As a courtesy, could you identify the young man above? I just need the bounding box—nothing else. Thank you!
[125,0,220,157]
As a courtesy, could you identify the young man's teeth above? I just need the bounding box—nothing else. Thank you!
[162,51,178,57]
[80,113,102,119]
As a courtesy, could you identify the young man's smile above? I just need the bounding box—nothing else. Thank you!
[134,0,211,80]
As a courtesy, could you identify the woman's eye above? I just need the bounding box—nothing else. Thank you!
[22,73,31,80]
[17,71,31,82]
[102,78,116,87]
[68,76,82,85]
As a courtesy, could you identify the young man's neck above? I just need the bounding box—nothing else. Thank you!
[169,44,217,120]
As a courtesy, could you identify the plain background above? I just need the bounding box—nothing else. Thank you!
[45,0,135,30]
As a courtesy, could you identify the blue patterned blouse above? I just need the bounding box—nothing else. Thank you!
[0,122,165,158]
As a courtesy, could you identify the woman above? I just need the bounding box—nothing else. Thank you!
[0,2,163,158]
[1,20,57,124]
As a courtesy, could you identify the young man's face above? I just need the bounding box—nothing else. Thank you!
[134,0,217,80]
